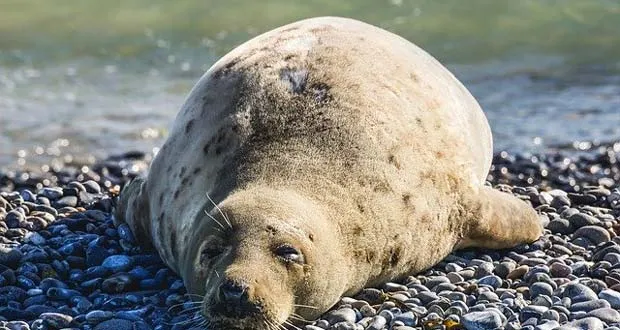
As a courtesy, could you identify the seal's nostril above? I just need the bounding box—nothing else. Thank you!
[219,280,246,303]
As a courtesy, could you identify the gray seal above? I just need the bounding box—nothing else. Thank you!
[115,16,542,330]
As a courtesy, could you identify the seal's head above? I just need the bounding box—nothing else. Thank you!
[180,187,349,330]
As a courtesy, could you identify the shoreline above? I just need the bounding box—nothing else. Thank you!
[0,141,619,330]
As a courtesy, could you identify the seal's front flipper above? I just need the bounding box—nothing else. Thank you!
[458,186,543,250]
[113,177,152,245]
[113,177,144,226]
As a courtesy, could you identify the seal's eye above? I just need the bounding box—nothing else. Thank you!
[200,238,225,265]
[275,244,304,264]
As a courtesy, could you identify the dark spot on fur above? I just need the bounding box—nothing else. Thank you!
[436,151,445,159]
[280,68,308,94]
[167,165,172,172]
[373,182,391,193]
[224,58,240,70]
[282,27,298,32]
[193,167,202,174]
[216,131,226,144]
[415,118,422,126]
[157,211,166,257]
[388,154,401,170]
[388,247,402,267]
[181,177,189,185]
[356,202,365,213]
[185,119,194,133]
[179,166,187,178]
[158,193,164,205]
[309,83,331,103]
[266,225,277,235]
[170,230,178,259]
[212,58,241,79]
[173,189,180,200]
[203,143,211,154]
[308,233,314,241]
[284,54,296,61]
[402,194,411,205]
[231,124,240,133]
[352,226,363,236]
[215,146,223,155]
[366,250,376,263]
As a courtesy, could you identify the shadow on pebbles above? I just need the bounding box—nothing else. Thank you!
[0,141,619,330]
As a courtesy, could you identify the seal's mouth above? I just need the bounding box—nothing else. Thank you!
[204,310,278,330]
[209,299,263,319]
[203,282,277,330]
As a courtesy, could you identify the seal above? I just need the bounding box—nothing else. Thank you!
[115,16,542,329]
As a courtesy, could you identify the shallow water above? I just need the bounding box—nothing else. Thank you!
[1,0,619,169]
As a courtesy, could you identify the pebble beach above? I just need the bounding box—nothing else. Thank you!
[0,140,619,330]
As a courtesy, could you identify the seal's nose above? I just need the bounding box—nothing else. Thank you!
[219,280,247,303]
[212,279,262,318]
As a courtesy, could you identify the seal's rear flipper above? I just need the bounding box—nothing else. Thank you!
[457,186,543,250]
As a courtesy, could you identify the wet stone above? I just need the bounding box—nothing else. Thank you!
[573,226,611,244]
[478,275,502,289]
[521,305,548,321]
[39,312,73,328]
[82,180,102,194]
[568,213,600,228]
[38,188,63,201]
[366,315,387,330]
[392,311,416,327]
[507,265,529,280]
[570,299,610,312]
[473,262,495,278]
[93,318,134,330]
[325,308,357,324]
[541,309,560,322]
[494,261,516,278]
[531,282,554,299]
[4,211,25,229]
[54,196,78,208]
[85,310,115,323]
[0,246,23,269]
[462,310,505,330]
[101,255,133,273]
[559,317,604,330]
[550,262,572,277]
[547,219,573,235]
[561,283,598,303]
[599,289,620,309]
[587,307,620,324]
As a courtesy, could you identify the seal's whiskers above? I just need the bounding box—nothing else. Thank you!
[206,193,233,229]
[183,293,206,299]
[203,208,226,230]
[166,300,200,314]
[292,303,319,310]
[289,313,311,323]
[283,320,302,330]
